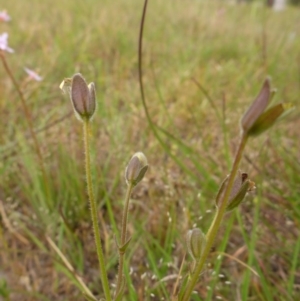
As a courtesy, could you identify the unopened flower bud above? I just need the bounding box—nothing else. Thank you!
[186,228,206,261]
[241,78,291,137]
[125,152,148,187]
[60,73,97,121]
[241,78,271,133]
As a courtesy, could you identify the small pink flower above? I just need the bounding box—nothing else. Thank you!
[24,67,43,81]
[0,32,14,53]
[0,10,11,22]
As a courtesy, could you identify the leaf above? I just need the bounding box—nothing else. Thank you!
[119,237,132,254]
[177,274,190,301]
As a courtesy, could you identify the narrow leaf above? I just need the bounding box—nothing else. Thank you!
[177,274,190,301]
[119,236,132,253]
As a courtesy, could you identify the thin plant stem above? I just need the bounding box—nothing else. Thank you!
[115,182,134,296]
[138,0,197,181]
[181,133,248,301]
[83,120,112,301]
[0,52,50,201]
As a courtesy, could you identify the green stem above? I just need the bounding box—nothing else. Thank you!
[115,183,134,296]
[83,120,112,301]
[181,133,248,301]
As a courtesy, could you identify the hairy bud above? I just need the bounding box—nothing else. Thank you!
[60,73,97,121]
[125,152,148,187]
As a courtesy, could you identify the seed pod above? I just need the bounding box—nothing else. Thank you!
[186,228,206,261]
[125,152,148,187]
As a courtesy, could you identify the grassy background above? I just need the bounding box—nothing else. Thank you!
[0,0,299,300]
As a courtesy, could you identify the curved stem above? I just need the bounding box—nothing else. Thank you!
[138,0,197,181]
[181,133,248,301]
[83,120,112,301]
[115,183,134,296]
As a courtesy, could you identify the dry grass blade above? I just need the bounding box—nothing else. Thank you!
[45,235,97,301]
[217,251,259,277]
[0,200,29,245]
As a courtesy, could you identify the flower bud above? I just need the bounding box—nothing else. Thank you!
[241,78,271,133]
[241,78,291,137]
[60,73,97,121]
[186,228,206,261]
[125,152,148,187]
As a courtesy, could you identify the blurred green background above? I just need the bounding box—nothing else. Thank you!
[0,0,299,300]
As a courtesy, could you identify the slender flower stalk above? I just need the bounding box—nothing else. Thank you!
[115,152,148,299]
[115,182,134,296]
[83,119,112,301]
[62,73,111,300]
[180,133,248,301]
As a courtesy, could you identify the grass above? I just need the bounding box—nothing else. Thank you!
[0,0,300,300]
